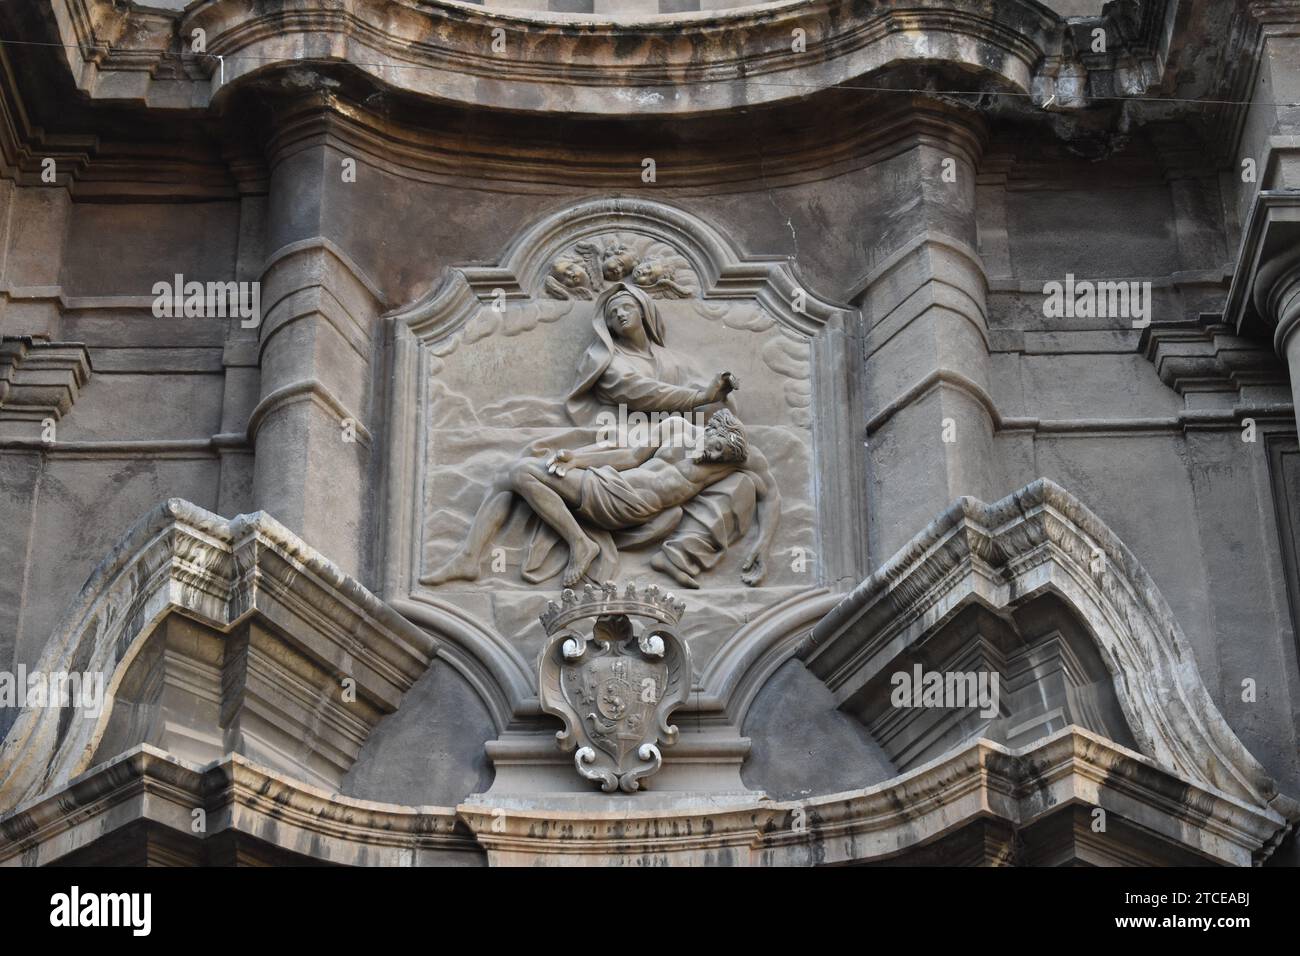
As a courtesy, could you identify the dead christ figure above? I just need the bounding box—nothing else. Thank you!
[426,409,780,588]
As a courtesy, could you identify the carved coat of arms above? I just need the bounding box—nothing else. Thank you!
[538,583,691,792]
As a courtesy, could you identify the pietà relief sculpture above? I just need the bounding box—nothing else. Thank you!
[423,235,782,590]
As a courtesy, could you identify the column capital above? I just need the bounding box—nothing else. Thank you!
[1225,190,1300,355]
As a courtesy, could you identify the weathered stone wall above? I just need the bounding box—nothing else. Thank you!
[1,0,1297,864]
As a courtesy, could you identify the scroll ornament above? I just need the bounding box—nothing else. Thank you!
[538,582,692,792]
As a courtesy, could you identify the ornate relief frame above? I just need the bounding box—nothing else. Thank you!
[377,197,863,730]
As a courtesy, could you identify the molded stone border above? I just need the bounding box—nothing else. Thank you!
[0,335,92,430]
[0,745,478,867]
[1140,314,1289,398]
[3,728,1288,866]
[385,194,853,338]
[465,728,1291,866]
[2,484,1293,863]
[379,196,863,728]
[0,500,438,809]
[46,0,1173,117]
[799,477,1300,821]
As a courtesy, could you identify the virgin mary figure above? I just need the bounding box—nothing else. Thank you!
[564,281,731,424]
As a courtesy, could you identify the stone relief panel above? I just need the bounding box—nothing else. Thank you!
[383,200,859,694]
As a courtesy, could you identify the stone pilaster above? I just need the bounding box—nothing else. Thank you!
[251,130,386,580]
[856,119,996,564]
[1234,2,1300,228]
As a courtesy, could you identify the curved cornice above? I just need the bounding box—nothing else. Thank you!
[191,0,1052,117]
[259,92,986,194]
[43,0,1174,118]
[461,727,1289,865]
[694,587,841,726]
[800,477,1300,822]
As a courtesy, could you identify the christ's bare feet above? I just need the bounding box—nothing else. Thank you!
[563,537,600,587]
[423,552,480,585]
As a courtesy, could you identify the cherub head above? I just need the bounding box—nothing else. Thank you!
[601,245,638,281]
[551,257,591,290]
[631,260,665,286]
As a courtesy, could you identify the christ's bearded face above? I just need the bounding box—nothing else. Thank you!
[700,432,729,462]
[605,293,645,340]
[698,410,748,463]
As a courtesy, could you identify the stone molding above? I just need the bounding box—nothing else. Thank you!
[0,746,477,867]
[1141,314,1290,397]
[0,499,437,809]
[0,335,91,430]
[45,0,1174,118]
[0,43,240,200]
[482,727,756,797]
[1221,189,1300,432]
[258,89,989,194]
[1224,190,1300,353]
[800,478,1300,822]
[3,727,1288,866]
[865,338,1292,441]
[852,230,990,345]
[245,378,375,448]
[693,587,842,729]
[385,195,853,339]
[2,484,1295,864]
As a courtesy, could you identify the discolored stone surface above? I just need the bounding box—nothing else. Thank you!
[0,0,1298,865]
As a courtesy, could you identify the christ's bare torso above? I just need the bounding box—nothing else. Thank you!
[600,447,734,512]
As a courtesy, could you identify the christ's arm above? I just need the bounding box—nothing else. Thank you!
[547,441,654,474]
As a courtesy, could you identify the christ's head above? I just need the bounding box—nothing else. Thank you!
[698,409,748,464]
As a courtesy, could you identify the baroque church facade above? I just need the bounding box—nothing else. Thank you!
[1,0,1299,866]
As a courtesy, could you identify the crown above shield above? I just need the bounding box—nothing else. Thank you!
[540,581,686,635]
